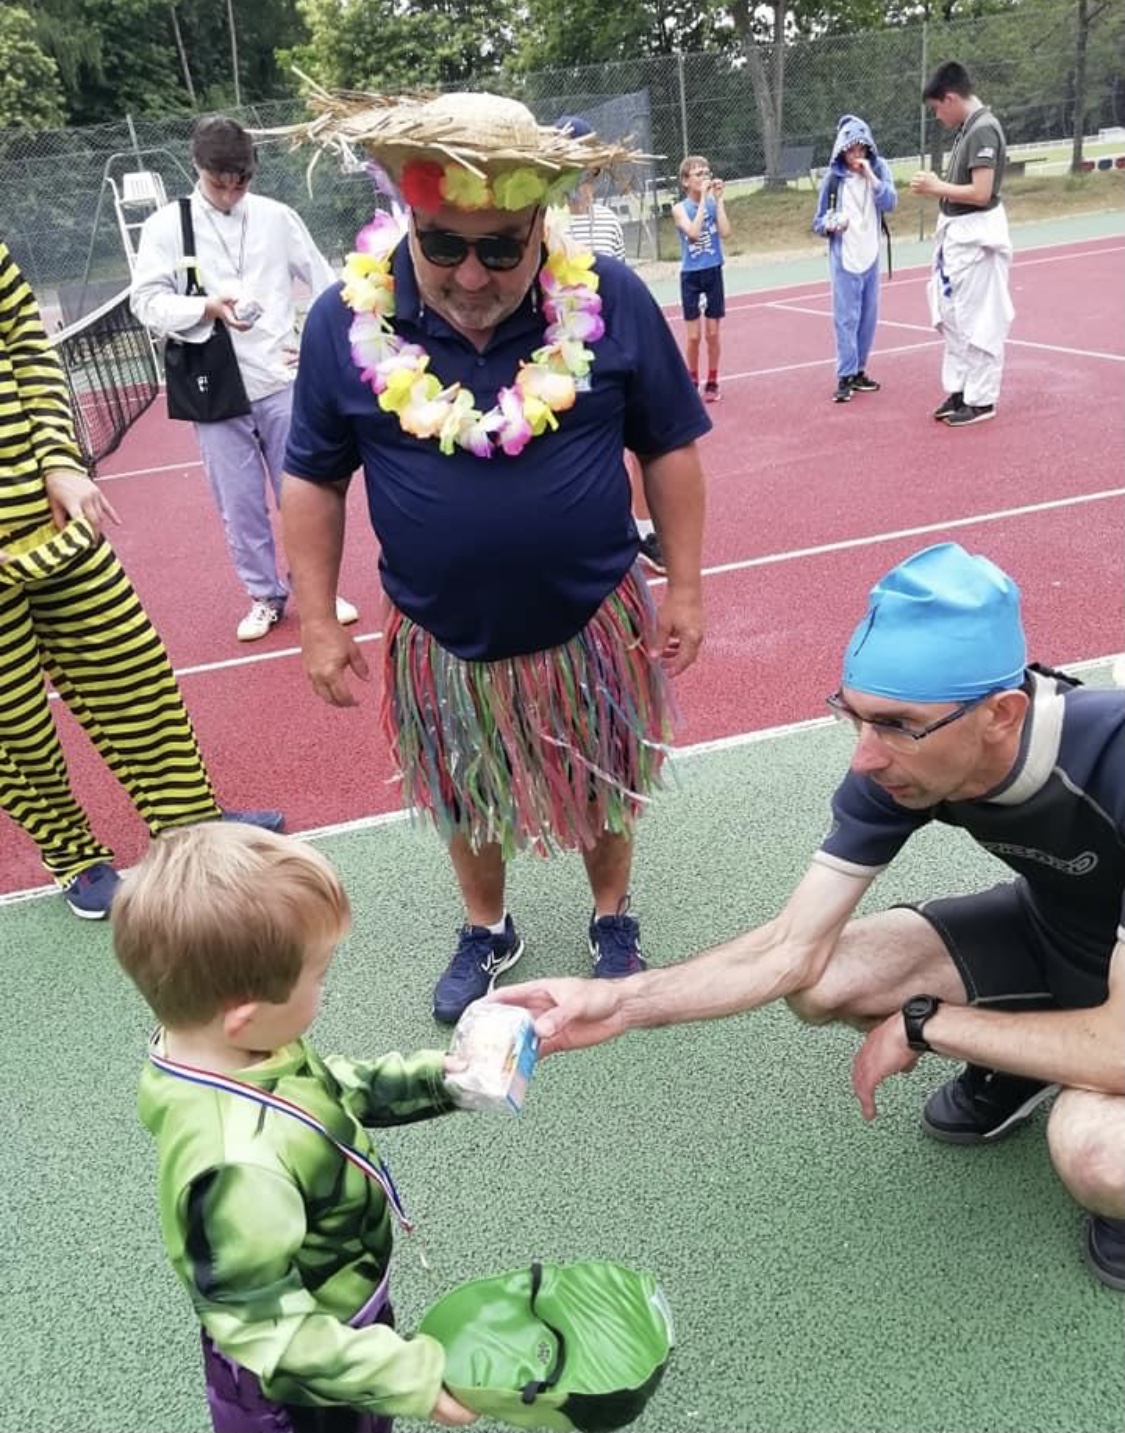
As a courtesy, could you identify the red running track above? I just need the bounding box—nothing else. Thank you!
[3,236,1122,894]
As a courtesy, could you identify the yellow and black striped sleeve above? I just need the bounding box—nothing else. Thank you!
[0,240,86,535]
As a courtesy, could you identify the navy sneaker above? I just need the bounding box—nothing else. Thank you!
[933,391,964,420]
[1085,1216,1125,1292]
[589,901,647,979]
[433,916,525,1024]
[220,809,285,833]
[62,862,121,920]
[922,1065,1057,1144]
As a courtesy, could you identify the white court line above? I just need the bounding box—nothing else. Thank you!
[719,338,940,382]
[99,459,202,483]
[42,486,1123,691]
[720,240,1125,316]
[678,488,1125,584]
[6,650,1122,911]
[766,302,1125,362]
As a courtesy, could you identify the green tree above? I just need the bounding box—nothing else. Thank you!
[0,6,66,129]
[283,0,517,91]
[514,0,728,70]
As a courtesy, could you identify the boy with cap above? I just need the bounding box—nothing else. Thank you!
[113,822,477,1429]
[497,542,1125,1290]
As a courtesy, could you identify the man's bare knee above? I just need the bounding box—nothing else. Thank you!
[788,908,962,1028]
[1047,1090,1125,1217]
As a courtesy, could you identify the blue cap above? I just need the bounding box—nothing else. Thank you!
[555,114,593,138]
[842,543,1026,702]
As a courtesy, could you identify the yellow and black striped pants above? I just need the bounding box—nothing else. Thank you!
[0,525,220,884]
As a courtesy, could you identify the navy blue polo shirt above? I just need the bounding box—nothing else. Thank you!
[286,244,709,661]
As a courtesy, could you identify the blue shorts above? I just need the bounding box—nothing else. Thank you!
[680,266,726,321]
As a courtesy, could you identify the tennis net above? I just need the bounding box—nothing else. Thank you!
[50,287,159,471]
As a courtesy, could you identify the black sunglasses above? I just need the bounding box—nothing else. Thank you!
[414,211,539,272]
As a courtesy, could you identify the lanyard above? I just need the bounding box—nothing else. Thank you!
[148,1040,415,1232]
[200,201,248,280]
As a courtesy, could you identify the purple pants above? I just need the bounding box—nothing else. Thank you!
[201,1275,394,1433]
[193,386,292,604]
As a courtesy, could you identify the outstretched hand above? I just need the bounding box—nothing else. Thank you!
[490,977,631,1056]
[851,1013,921,1121]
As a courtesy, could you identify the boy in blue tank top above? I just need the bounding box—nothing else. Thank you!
[672,155,731,402]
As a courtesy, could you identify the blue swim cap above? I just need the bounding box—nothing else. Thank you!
[842,543,1026,702]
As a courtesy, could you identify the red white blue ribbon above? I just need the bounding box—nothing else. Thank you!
[149,1039,415,1232]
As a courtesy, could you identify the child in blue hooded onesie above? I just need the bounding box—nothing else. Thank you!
[813,115,897,403]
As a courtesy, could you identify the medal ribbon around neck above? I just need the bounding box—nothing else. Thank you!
[341,205,605,458]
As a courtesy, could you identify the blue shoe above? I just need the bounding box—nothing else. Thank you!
[589,900,648,979]
[62,862,121,920]
[433,916,525,1025]
[220,808,285,833]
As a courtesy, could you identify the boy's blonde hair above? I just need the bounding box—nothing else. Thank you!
[112,823,350,1028]
[679,154,710,186]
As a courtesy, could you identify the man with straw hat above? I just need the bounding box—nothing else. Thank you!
[281,92,709,1023]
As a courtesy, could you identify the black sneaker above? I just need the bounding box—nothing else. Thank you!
[944,402,996,427]
[703,379,721,403]
[833,378,853,404]
[432,916,525,1024]
[637,532,666,575]
[921,1065,1057,1144]
[850,370,880,392]
[933,391,964,421]
[1084,1216,1125,1291]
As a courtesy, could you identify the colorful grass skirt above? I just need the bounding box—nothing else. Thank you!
[380,567,675,858]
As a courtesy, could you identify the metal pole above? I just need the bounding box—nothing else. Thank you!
[227,0,242,108]
[676,51,689,159]
[127,113,143,169]
[918,21,928,242]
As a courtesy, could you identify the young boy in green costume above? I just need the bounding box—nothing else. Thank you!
[113,822,477,1431]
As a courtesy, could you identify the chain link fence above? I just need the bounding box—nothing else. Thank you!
[1,0,1120,312]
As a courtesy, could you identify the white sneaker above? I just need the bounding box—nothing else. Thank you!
[335,596,359,625]
[237,599,282,642]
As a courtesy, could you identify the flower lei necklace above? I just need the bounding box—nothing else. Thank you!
[340,205,605,459]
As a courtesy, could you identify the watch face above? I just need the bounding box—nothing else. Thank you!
[904,996,934,1019]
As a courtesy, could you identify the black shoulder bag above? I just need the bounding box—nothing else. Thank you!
[163,197,251,423]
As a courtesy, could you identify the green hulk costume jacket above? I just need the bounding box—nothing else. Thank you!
[139,1035,458,1419]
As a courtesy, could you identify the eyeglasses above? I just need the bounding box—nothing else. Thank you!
[825,690,989,751]
[414,211,540,272]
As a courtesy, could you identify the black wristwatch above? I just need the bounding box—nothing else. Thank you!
[902,994,943,1053]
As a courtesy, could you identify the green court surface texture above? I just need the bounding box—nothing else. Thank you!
[2,668,1122,1433]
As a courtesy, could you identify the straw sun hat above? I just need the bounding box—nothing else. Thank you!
[290,86,646,211]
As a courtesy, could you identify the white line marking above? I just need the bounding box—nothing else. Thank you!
[6,650,1122,910]
[647,488,1125,586]
[1007,337,1125,362]
[43,488,1116,691]
[98,460,203,482]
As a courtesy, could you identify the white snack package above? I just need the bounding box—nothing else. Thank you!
[445,1000,539,1114]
